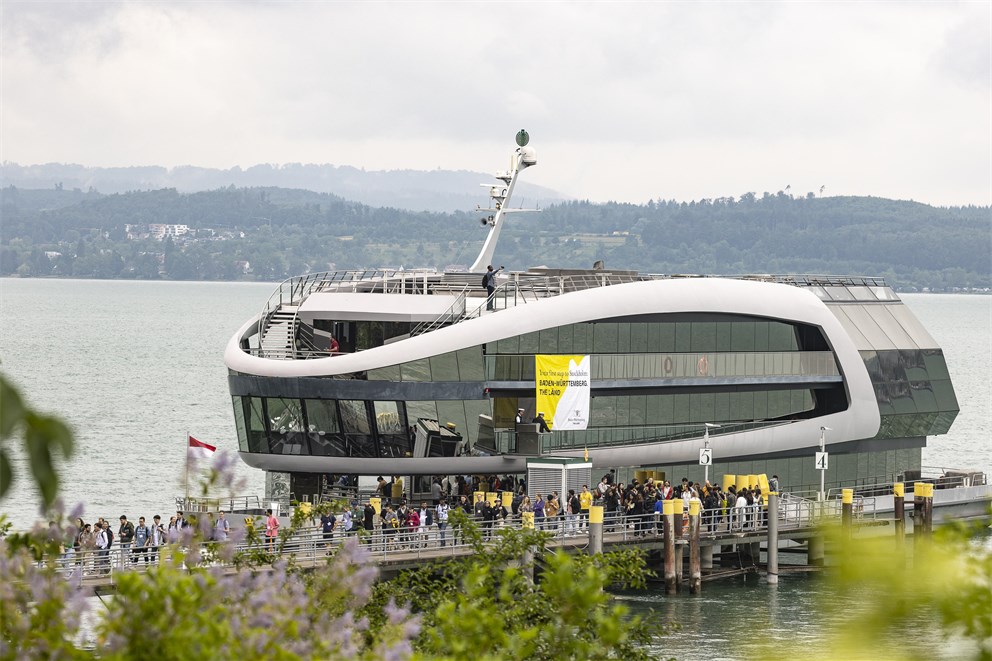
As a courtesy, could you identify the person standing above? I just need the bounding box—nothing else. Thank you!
[382,505,399,548]
[132,517,150,566]
[579,485,593,531]
[79,523,95,575]
[149,515,166,565]
[435,498,450,547]
[482,265,503,311]
[405,506,420,547]
[532,494,545,530]
[118,515,134,568]
[214,511,231,542]
[546,492,561,534]
[94,522,111,574]
[340,505,354,537]
[566,490,580,537]
[431,478,442,506]
[417,502,433,547]
[265,508,280,552]
[480,499,495,540]
[532,412,551,433]
[320,509,337,550]
[363,502,376,544]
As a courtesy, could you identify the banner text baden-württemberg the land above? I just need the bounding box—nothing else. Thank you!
[534,355,590,430]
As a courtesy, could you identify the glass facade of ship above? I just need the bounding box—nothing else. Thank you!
[230,309,958,490]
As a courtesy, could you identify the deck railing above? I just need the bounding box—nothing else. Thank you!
[253,269,891,357]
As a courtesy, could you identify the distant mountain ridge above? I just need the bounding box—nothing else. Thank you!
[0,162,563,213]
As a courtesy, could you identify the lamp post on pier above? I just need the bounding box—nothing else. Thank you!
[817,426,831,511]
[700,423,720,485]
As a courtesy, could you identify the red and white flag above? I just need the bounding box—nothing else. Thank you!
[188,435,217,458]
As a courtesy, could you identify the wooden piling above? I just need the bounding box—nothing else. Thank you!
[912,482,925,550]
[807,535,824,567]
[921,482,934,535]
[841,488,854,539]
[663,500,676,594]
[766,492,779,585]
[893,482,905,544]
[689,500,701,594]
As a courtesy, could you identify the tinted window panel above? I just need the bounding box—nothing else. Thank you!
[233,397,249,452]
[247,397,268,453]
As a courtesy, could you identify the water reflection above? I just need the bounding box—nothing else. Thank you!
[616,572,976,661]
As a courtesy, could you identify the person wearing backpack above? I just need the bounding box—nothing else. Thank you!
[482,265,503,311]
[435,499,450,547]
[132,517,150,566]
[94,522,111,574]
[101,518,115,554]
[118,515,135,566]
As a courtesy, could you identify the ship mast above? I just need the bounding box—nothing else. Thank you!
[469,129,538,273]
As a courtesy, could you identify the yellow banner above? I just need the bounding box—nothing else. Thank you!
[535,355,590,430]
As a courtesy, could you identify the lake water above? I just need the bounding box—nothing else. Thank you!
[0,279,988,659]
[0,279,988,528]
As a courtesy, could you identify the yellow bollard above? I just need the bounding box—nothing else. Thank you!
[663,500,675,516]
[736,474,748,492]
[688,500,701,516]
[501,491,513,507]
[842,487,854,534]
[486,492,498,506]
[747,474,758,490]
[590,505,604,524]
[723,474,736,491]
[522,511,534,529]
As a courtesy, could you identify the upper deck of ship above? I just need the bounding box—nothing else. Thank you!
[246,267,908,361]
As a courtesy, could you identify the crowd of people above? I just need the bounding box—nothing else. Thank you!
[59,509,233,575]
[316,472,781,550]
[54,472,782,573]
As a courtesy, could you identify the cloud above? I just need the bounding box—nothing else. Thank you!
[1,1,988,206]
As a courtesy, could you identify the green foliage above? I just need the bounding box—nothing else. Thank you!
[0,371,74,507]
[1,185,988,289]
[367,511,658,660]
[770,519,992,661]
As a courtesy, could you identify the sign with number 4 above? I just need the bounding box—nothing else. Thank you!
[815,452,829,470]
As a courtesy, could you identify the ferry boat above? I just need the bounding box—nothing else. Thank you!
[223,130,964,502]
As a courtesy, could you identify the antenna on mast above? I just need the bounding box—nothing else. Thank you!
[469,130,539,273]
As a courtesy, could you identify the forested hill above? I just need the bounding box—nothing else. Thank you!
[1,185,988,290]
[0,162,562,213]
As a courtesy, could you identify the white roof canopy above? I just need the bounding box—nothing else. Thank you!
[297,293,460,323]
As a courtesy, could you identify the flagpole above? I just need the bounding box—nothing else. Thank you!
[184,431,189,505]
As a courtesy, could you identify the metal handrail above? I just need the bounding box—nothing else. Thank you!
[252,269,893,357]
[178,495,263,513]
[534,419,798,454]
[788,467,988,501]
[53,502,858,585]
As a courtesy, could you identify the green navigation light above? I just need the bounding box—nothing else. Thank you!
[515,129,529,147]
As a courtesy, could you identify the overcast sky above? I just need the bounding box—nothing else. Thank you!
[2,1,990,206]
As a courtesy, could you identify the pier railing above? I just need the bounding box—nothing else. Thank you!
[52,501,853,587]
